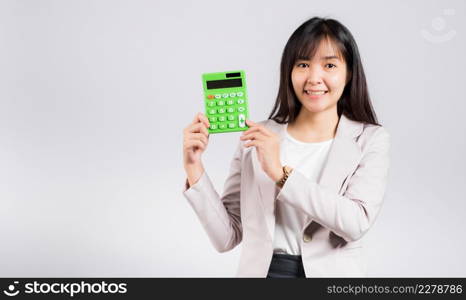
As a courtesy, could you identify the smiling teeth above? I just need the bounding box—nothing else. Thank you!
[305,90,327,95]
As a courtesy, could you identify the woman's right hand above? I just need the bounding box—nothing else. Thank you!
[183,112,210,186]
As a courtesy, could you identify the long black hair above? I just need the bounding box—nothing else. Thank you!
[268,17,379,126]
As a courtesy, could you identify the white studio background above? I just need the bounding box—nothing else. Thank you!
[0,0,465,277]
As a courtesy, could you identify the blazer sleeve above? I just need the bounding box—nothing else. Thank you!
[276,127,390,242]
[182,141,243,253]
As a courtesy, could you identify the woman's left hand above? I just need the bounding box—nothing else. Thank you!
[240,120,283,182]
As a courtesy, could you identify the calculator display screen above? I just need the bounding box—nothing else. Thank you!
[206,78,242,90]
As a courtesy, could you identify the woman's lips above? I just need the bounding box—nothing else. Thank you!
[304,90,328,99]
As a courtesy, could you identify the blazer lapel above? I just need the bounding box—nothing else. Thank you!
[318,115,363,193]
[251,146,277,239]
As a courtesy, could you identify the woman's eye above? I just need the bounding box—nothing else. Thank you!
[325,63,336,69]
[297,63,309,68]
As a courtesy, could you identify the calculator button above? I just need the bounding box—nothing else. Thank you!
[222,93,229,98]
[238,114,246,128]
[229,92,236,97]
[219,116,226,122]
[227,107,235,113]
[217,100,225,106]
[227,99,234,105]
[209,109,216,114]
[209,116,217,122]
[215,94,221,99]
[208,101,215,107]
[207,95,215,99]
[236,92,243,97]
[238,107,245,112]
[237,99,244,104]
[218,108,226,114]
[228,123,235,128]
[219,123,227,129]
[210,124,218,130]
[228,115,235,121]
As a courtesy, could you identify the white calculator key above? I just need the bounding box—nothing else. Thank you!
[218,108,226,113]
[222,93,229,98]
[238,107,245,112]
[229,92,236,97]
[227,100,234,105]
[238,114,246,128]
[227,107,235,113]
[236,92,243,97]
[215,94,221,99]
[237,99,244,104]
[218,100,225,106]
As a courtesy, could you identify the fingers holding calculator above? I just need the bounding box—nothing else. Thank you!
[184,111,210,153]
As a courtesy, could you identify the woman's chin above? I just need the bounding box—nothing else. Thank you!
[301,104,329,114]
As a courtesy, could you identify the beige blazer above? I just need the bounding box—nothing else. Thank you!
[183,114,390,277]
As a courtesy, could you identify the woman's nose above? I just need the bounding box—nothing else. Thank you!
[306,68,323,85]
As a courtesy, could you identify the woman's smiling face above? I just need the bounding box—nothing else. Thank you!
[291,38,348,115]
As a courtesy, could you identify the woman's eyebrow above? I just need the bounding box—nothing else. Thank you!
[297,55,341,61]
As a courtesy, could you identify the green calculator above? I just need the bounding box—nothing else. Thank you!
[202,70,249,134]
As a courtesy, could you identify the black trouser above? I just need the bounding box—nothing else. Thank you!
[266,253,306,278]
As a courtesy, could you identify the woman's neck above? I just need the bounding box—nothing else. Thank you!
[287,107,339,143]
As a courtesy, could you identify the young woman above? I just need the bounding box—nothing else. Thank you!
[182,17,390,278]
